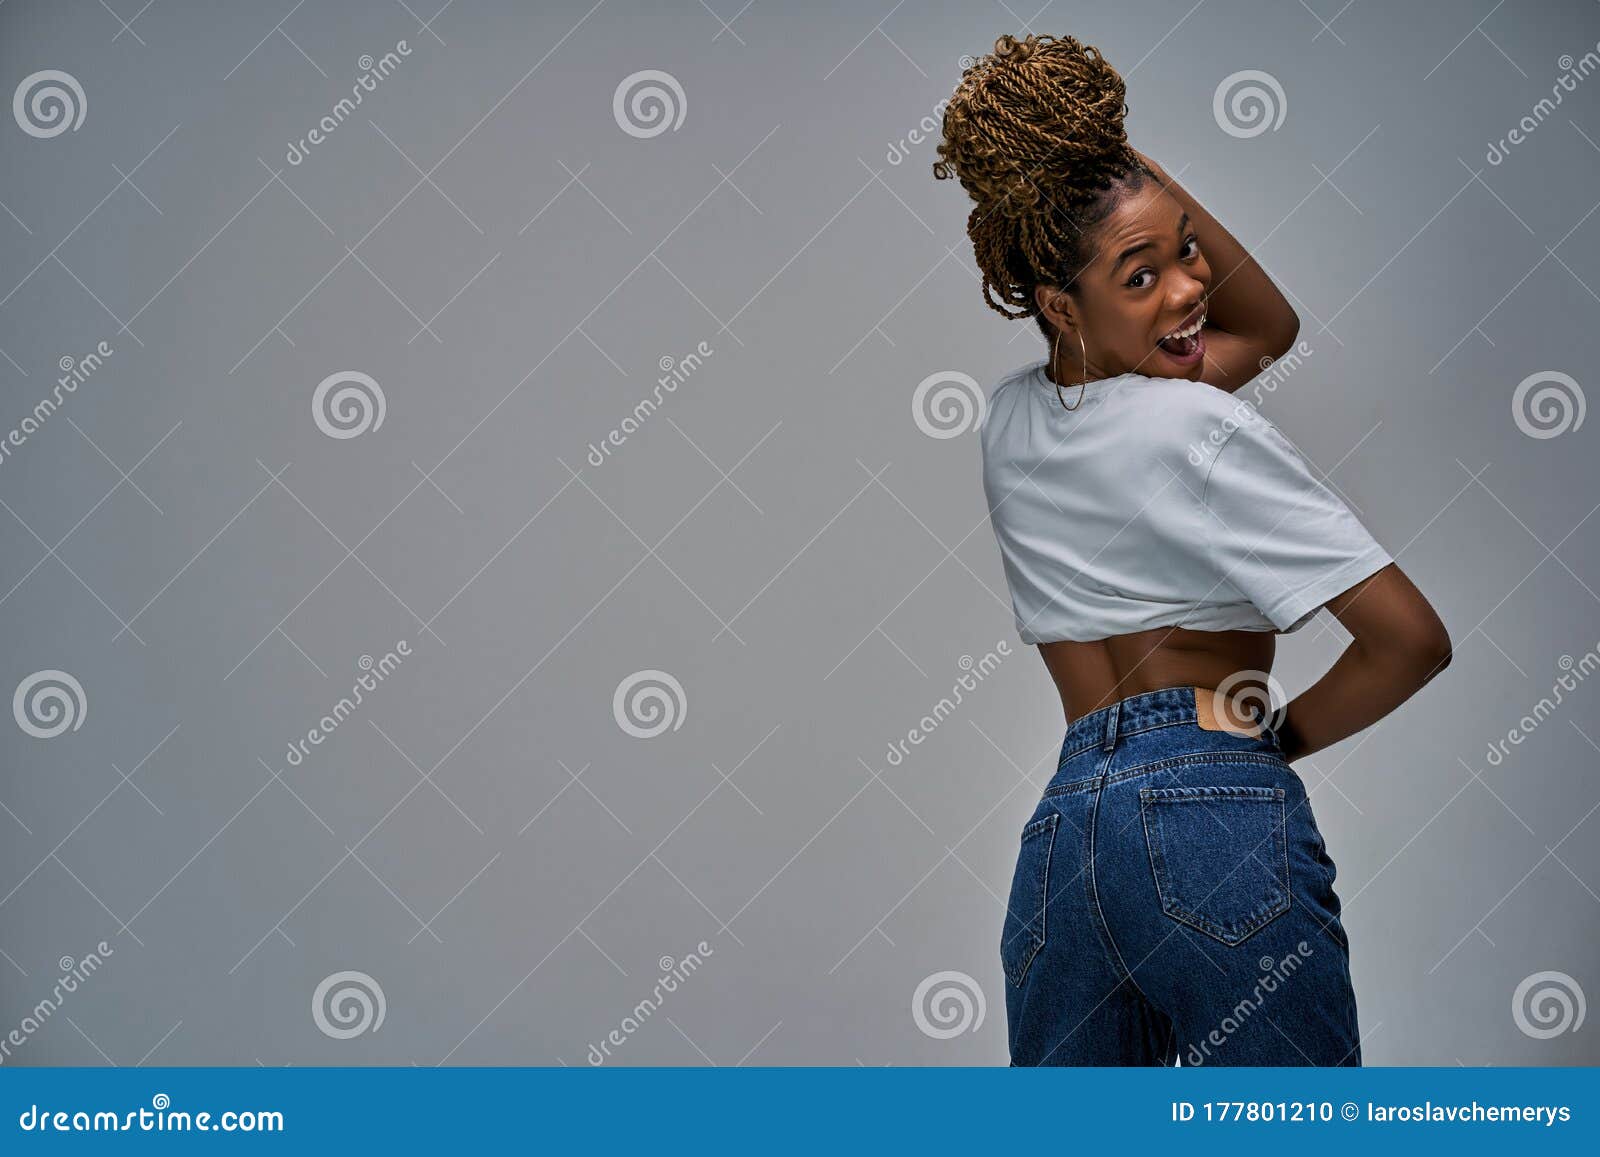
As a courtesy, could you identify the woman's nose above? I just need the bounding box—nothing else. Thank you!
[1171,273,1207,310]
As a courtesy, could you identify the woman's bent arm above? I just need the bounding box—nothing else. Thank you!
[1134,148,1301,391]
[1275,564,1453,762]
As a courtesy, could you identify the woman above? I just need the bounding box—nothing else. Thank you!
[933,34,1451,1066]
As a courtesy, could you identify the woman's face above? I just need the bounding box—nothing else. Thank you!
[1042,182,1213,381]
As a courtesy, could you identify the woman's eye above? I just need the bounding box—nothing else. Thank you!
[1129,237,1199,287]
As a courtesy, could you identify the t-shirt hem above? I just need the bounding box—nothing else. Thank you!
[1016,609,1282,645]
[1260,545,1395,633]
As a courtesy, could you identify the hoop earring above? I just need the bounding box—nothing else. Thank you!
[1051,327,1088,411]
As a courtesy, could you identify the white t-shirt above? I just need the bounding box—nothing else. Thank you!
[978,359,1394,644]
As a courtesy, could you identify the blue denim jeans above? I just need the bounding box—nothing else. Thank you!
[1002,686,1361,1066]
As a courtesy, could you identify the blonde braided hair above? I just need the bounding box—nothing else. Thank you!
[933,33,1153,339]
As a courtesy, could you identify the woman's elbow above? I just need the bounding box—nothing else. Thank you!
[1356,617,1452,683]
[1408,621,1453,682]
[1265,311,1300,359]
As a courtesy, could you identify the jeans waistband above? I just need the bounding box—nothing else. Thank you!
[1060,685,1205,760]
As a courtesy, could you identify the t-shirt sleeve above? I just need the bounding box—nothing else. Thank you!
[1199,411,1394,633]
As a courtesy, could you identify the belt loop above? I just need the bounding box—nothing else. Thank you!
[1101,701,1120,752]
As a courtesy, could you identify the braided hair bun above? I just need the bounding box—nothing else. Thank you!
[933,33,1151,335]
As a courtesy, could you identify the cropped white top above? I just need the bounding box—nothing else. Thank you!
[978,359,1393,644]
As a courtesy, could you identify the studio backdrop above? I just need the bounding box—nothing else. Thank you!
[0,0,1596,1066]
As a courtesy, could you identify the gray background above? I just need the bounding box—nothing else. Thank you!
[0,0,1596,1066]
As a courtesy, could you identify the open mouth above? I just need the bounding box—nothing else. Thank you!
[1156,309,1206,362]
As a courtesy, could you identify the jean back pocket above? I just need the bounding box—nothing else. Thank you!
[1000,811,1059,987]
[1138,785,1289,946]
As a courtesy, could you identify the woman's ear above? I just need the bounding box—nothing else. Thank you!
[1034,285,1075,335]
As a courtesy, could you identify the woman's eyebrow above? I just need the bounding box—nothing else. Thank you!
[1111,212,1192,272]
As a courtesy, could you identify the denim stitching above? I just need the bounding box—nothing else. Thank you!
[1004,812,1058,987]
[1137,789,1292,946]
[1295,798,1349,951]
[1317,865,1350,953]
[1045,752,1285,799]
[1086,744,1161,1008]
[1139,786,1286,804]
[1113,753,1287,788]
[1056,716,1196,767]
[1031,815,1056,983]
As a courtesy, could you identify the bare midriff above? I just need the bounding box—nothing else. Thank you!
[1037,625,1277,724]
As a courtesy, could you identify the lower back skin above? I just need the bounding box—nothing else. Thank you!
[1038,626,1275,723]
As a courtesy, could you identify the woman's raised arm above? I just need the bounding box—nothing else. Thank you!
[1135,148,1300,392]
